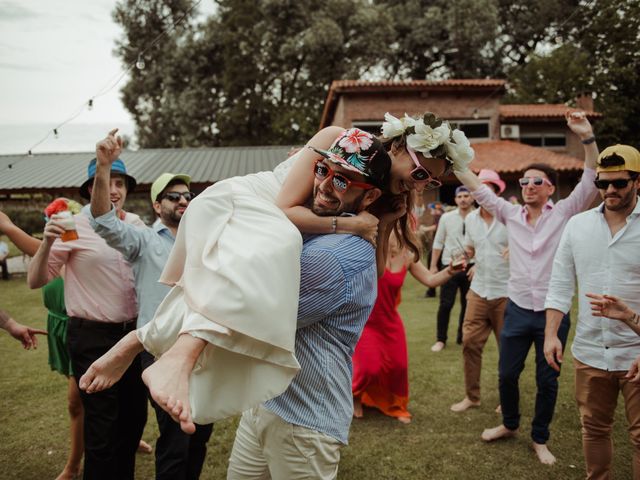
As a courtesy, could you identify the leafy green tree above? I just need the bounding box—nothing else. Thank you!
[506,0,640,146]
[114,0,392,147]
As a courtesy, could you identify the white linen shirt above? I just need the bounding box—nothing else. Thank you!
[464,209,509,300]
[545,200,640,371]
[433,208,472,265]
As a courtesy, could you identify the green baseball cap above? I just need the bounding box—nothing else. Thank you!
[151,173,191,202]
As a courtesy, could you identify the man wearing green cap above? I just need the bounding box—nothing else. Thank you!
[79,129,213,479]
[544,144,640,479]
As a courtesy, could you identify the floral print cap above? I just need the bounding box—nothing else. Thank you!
[309,128,390,188]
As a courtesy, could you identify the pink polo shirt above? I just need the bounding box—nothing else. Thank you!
[47,209,143,323]
[472,168,597,311]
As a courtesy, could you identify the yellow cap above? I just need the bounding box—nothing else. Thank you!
[596,144,640,173]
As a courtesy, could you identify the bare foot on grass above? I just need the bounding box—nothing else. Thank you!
[142,333,206,435]
[450,397,481,413]
[353,396,363,419]
[481,424,518,442]
[79,331,143,393]
[137,439,153,454]
[397,416,412,424]
[495,404,502,414]
[55,466,81,480]
[430,341,445,352]
[532,442,556,465]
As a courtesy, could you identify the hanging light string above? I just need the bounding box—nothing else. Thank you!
[467,0,597,117]
[20,0,203,159]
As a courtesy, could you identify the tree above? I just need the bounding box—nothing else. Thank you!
[506,0,640,146]
[114,0,393,147]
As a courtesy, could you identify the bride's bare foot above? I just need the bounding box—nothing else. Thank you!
[142,333,207,435]
[79,331,144,393]
[397,416,412,424]
[353,396,363,419]
[532,442,556,465]
[481,424,518,442]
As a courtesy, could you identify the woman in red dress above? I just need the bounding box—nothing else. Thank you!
[353,233,464,423]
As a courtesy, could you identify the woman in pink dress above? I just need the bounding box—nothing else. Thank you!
[353,233,464,423]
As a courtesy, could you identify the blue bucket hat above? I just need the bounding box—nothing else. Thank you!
[79,158,137,199]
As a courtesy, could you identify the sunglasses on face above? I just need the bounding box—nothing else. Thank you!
[518,176,552,187]
[593,178,634,190]
[406,146,442,190]
[313,160,375,193]
[161,191,196,202]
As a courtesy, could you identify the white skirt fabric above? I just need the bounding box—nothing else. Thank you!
[137,168,303,424]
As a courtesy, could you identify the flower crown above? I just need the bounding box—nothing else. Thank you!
[381,112,474,171]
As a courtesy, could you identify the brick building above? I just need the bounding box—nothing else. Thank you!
[319,79,601,205]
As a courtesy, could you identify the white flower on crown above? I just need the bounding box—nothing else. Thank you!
[445,128,475,170]
[407,119,451,153]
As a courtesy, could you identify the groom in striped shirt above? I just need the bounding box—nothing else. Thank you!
[227,136,391,480]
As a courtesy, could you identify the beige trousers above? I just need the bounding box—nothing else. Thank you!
[227,405,342,480]
[574,358,640,480]
[462,290,506,402]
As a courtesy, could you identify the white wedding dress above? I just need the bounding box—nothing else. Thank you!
[137,153,303,424]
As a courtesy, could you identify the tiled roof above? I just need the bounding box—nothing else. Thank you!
[0,146,293,194]
[500,104,602,119]
[330,79,506,89]
[470,141,584,173]
[320,79,506,128]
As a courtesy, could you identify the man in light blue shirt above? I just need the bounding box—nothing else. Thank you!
[82,150,213,480]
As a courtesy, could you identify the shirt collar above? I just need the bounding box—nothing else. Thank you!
[596,196,640,217]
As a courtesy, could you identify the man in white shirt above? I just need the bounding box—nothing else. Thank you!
[544,144,640,479]
[451,170,509,413]
[430,186,475,351]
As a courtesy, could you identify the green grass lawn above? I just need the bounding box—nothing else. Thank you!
[0,275,633,479]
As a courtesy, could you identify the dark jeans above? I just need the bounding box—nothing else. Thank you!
[67,317,147,480]
[436,269,470,343]
[0,258,8,280]
[141,352,214,480]
[498,300,570,444]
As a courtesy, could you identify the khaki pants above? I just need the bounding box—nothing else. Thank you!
[462,290,507,402]
[227,405,342,480]
[574,359,640,480]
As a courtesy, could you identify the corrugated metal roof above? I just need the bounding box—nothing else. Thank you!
[0,146,293,193]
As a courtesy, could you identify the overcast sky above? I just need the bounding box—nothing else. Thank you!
[0,0,213,154]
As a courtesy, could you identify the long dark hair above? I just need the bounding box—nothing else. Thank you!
[371,135,422,262]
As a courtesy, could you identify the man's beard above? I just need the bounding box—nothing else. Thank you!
[604,188,637,212]
[311,188,366,217]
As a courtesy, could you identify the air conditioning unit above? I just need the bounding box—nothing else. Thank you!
[500,124,520,139]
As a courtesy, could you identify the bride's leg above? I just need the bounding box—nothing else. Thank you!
[142,333,206,435]
[79,330,144,393]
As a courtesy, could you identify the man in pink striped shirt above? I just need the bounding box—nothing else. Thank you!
[453,111,599,464]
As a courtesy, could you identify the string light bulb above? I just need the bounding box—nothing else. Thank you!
[53,128,59,139]
[88,99,93,110]
[136,55,145,70]
[473,108,480,120]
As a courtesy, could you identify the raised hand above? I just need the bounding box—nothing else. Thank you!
[586,293,634,322]
[565,111,594,140]
[96,128,123,167]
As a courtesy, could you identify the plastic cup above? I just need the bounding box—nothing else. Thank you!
[58,211,79,242]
